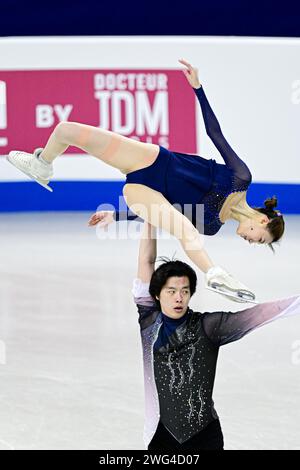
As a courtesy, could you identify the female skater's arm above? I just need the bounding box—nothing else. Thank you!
[179,59,252,182]
[114,210,142,223]
[202,295,300,347]
[88,209,142,226]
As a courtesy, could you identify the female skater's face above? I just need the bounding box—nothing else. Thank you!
[156,276,191,319]
[237,217,273,245]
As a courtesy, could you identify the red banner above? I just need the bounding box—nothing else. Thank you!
[0,70,197,155]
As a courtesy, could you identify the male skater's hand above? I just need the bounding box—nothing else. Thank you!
[179,58,202,89]
[88,210,115,227]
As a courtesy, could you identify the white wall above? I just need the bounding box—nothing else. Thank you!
[0,36,299,183]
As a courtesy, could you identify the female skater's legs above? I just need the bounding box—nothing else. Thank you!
[40,121,159,174]
[123,183,214,273]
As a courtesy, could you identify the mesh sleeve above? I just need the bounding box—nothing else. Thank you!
[202,296,299,347]
[194,86,252,183]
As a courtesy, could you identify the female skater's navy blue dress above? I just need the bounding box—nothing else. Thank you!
[115,86,252,235]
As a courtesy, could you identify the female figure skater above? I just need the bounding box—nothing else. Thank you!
[6,59,284,301]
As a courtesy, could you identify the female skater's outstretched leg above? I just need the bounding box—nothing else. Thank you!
[7,121,159,190]
[40,122,159,174]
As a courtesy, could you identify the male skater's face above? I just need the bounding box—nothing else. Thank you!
[156,276,191,319]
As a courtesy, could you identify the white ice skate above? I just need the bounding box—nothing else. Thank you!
[205,266,257,304]
[205,285,258,304]
[6,148,53,192]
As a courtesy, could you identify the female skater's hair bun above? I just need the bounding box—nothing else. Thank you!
[264,196,278,211]
[254,195,285,250]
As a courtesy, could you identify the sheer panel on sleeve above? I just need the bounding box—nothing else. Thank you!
[202,296,299,347]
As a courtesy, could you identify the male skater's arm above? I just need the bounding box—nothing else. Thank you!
[137,222,157,283]
[202,296,300,346]
[133,222,160,330]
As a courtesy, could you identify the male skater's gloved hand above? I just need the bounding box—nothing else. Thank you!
[205,266,256,303]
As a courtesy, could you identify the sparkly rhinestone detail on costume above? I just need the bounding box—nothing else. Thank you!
[153,311,219,443]
[202,170,250,235]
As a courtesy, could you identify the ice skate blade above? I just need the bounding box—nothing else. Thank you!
[34,178,53,192]
[206,286,258,304]
[6,154,53,192]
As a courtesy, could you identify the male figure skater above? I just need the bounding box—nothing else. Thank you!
[133,222,299,451]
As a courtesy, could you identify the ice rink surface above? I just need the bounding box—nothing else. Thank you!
[0,212,299,450]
